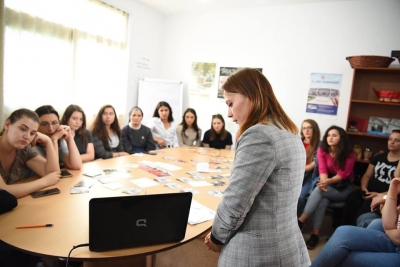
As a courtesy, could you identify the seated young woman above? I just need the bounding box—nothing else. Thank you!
[311,177,400,267]
[147,101,179,149]
[202,114,233,150]
[298,125,356,250]
[297,119,321,216]
[35,105,82,170]
[91,105,129,159]
[0,109,60,198]
[176,108,202,147]
[60,104,94,163]
[121,106,156,154]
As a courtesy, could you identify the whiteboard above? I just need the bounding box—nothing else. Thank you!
[138,78,183,126]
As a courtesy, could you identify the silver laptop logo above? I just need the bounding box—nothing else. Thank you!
[136,219,147,227]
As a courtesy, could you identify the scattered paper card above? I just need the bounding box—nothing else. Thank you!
[188,181,213,187]
[196,162,209,173]
[74,178,95,188]
[188,200,216,225]
[176,177,193,183]
[103,183,124,191]
[154,177,171,183]
[97,176,120,184]
[164,183,182,189]
[213,181,226,187]
[70,187,90,194]
[207,190,224,197]
[180,188,200,194]
[83,171,103,178]
[122,187,143,195]
[130,178,159,188]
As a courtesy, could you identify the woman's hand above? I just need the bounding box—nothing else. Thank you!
[41,171,61,186]
[204,232,221,253]
[31,132,52,146]
[317,177,329,192]
[51,125,69,141]
[387,178,400,199]
[157,138,166,148]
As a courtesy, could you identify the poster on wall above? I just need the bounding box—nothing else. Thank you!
[189,62,217,98]
[218,67,263,98]
[306,73,342,117]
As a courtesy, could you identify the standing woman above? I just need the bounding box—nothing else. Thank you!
[297,119,321,216]
[202,114,233,150]
[0,109,60,198]
[176,108,202,147]
[204,68,310,266]
[298,125,356,250]
[35,105,82,170]
[91,105,129,159]
[147,101,179,148]
[121,107,156,154]
[60,104,94,163]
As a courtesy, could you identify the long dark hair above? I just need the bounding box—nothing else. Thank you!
[152,101,174,122]
[210,114,227,141]
[320,125,353,170]
[301,119,321,163]
[222,68,298,139]
[61,104,88,149]
[90,105,121,148]
[179,108,200,140]
[1,109,39,136]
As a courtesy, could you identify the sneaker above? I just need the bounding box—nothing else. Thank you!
[306,234,319,250]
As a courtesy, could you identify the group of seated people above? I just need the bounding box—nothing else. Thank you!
[0,101,234,199]
[296,119,400,266]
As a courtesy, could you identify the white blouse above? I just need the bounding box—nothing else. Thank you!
[147,117,179,148]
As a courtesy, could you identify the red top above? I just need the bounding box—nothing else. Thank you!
[317,148,356,181]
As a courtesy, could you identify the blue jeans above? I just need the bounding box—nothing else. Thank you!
[297,171,313,217]
[356,212,380,228]
[311,219,400,267]
[303,184,353,229]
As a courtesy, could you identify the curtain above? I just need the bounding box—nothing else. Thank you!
[3,0,128,126]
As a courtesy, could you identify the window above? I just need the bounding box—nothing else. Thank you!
[4,0,128,124]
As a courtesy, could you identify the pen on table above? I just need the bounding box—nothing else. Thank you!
[16,224,53,229]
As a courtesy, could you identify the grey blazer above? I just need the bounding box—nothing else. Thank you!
[211,123,310,267]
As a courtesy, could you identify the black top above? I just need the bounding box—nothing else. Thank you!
[74,130,94,154]
[368,152,399,193]
[0,189,17,214]
[202,129,233,149]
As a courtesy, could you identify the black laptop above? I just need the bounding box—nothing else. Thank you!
[89,192,192,252]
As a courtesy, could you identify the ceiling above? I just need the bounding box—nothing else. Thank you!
[133,0,351,16]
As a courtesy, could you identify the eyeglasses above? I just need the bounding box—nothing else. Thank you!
[302,126,313,131]
[40,121,60,128]
[388,138,400,143]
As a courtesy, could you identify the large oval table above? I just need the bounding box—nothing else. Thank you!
[0,147,234,266]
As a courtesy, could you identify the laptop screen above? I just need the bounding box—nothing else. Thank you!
[89,192,192,252]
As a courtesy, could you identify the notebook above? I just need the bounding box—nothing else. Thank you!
[89,192,192,252]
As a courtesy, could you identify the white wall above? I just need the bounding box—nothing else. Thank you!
[158,0,400,139]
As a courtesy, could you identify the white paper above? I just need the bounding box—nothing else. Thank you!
[103,183,124,190]
[196,162,209,173]
[130,178,159,188]
[188,181,213,187]
[188,200,216,225]
[132,153,144,157]
[154,161,182,171]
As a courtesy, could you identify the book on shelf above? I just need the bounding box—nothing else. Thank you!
[347,117,368,133]
[388,118,400,133]
[367,117,391,136]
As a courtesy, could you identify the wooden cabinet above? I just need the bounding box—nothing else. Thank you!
[346,67,400,163]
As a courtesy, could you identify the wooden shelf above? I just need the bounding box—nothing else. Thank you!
[347,131,391,139]
[351,100,400,106]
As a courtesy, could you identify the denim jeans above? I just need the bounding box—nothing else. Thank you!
[303,184,353,229]
[356,212,380,228]
[297,171,313,217]
[311,219,400,267]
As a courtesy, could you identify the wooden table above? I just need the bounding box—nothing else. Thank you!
[0,147,234,266]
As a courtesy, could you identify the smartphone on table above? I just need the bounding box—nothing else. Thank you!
[60,170,73,178]
[31,188,60,198]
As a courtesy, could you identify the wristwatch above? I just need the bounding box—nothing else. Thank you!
[383,195,387,200]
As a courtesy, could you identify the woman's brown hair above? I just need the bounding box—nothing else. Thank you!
[210,114,227,141]
[300,119,321,163]
[222,68,298,138]
[90,105,121,149]
[61,104,88,149]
